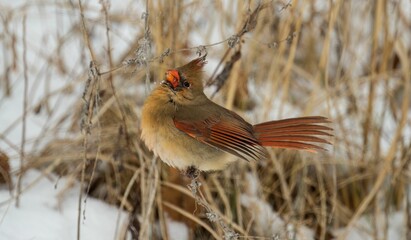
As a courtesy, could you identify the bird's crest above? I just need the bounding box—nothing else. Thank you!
[177,54,207,77]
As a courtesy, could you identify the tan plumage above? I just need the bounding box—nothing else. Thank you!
[141,56,332,172]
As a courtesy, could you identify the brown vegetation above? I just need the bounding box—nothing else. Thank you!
[1,0,410,239]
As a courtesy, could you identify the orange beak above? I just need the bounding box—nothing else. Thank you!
[165,69,180,89]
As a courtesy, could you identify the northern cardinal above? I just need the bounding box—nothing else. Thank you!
[141,55,332,175]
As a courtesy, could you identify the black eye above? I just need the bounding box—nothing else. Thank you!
[183,81,190,88]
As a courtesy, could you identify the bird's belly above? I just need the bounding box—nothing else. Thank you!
[142,121,236,171]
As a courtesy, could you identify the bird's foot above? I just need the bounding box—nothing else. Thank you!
[184,165,200,180]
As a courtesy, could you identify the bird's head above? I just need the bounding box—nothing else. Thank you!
[161,55,207,105]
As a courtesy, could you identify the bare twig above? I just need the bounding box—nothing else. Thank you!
[78,0,96,61]
[16,15,28,208]
[78,61,101,240]
[187,177,239,240]
[206,2,269,87]
[121,0,152,95]
[77,0,101,239]
[210,50,242,97]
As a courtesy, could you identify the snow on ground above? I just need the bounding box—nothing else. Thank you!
[164,215,189,240]
[0,170,129,240]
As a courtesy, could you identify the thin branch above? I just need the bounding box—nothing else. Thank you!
[187,177,239,240]
[16,14,28,208]
[76,0,101,239]
[78,0,96,62]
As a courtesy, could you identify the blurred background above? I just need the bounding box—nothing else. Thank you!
[0,0,410,239]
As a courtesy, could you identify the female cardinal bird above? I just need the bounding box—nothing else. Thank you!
[141,55,332,175]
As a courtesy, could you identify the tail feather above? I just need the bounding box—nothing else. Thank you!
[260,141,326,152]
[254,116,333,152]
[254,116,330,129]
[254,124,332,133]
[258,135,331,144]
[258,130,331,137]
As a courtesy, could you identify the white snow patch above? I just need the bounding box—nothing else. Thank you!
[0,170,129,240]
[165,215,189,240]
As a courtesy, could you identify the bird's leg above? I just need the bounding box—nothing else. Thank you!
[185,166,201,195]
[184,165,200,180]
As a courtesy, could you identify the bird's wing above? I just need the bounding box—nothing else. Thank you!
[173,112,268,162]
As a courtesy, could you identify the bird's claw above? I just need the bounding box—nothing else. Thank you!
[184,165,200,179]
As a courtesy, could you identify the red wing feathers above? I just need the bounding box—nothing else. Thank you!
[254,116,333,152]
[174,116,268,162]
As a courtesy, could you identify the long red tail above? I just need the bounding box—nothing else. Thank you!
[253,116,332,152]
